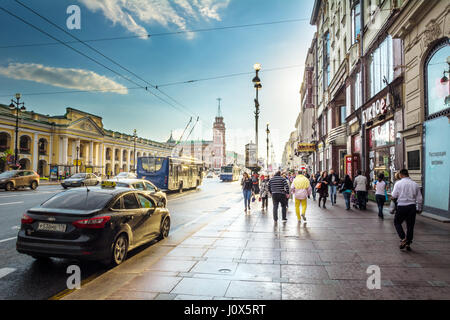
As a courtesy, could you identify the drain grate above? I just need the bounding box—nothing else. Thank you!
[218,268,232,273]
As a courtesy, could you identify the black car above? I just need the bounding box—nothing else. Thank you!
[61,173,100,189]
[16,183,171,266]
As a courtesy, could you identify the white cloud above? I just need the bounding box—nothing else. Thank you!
[0,63,128,94]
[78,0,230,38]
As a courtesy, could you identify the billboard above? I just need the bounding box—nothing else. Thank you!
[245,143,257,168]
[297,143,316,153]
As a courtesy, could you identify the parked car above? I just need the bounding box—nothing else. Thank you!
[61,173,100,189]
[106,178,167,207]
[113,172,137,179]
[0,170,39,191]
[16,183,171,266]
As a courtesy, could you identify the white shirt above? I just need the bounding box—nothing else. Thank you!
[391,177,423,210]
[353,175,367,192]
[375,180,386,195]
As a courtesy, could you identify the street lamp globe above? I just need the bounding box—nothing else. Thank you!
[15,93,21,99]
[253,63,261,71]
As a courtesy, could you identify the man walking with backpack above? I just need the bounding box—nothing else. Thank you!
[269,171,290,223]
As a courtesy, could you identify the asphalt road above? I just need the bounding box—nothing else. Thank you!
[0,177,242,300]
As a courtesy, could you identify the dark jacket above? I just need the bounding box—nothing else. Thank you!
[269,175,289,194]
[241,178,253,191]
[317,176,329,196]
[341,178,354,192]
[327,173,340,186]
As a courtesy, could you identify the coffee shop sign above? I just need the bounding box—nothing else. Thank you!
[362,94,391,124]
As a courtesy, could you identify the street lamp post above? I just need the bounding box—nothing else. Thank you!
[266,123,270,170]
[9,93,26,168]
[133,129,137,172]
[252,63,262,161]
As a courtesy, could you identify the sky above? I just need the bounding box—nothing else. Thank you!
[0,0,316,163]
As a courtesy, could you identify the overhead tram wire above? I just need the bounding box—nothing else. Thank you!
[0,4,193,119]
[12,0,198,121]
[0,17,310,49]
[12,0,214,134]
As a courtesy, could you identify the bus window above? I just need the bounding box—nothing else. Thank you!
[155,158,164,172]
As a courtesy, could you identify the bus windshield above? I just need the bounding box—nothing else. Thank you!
[221,166,232,173]
[140,157,164,173]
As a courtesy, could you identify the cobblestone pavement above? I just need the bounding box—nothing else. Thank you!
[64,193,450,300]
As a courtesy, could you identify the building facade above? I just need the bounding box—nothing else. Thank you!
[292,0,449,218]
[0,105,172,178]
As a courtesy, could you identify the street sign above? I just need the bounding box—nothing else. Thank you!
[73,160,82,166]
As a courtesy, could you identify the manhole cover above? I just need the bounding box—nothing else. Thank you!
[218,269,232,273]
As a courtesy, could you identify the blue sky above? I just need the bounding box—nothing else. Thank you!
[0,0,316,163]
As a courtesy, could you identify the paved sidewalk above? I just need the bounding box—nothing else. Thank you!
[64,194,450,300]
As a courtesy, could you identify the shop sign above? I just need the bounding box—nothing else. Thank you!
[345,155,352,176]
[297,143,316,153]
[362,95,390,124]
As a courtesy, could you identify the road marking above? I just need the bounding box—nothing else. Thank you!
[0,237,16,243]
[0,201,24,206]
[11,226,20,230]
[0,268,16,279]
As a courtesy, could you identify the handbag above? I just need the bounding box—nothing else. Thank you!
[389,199,397,215]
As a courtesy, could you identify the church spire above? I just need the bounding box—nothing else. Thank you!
[216,98,222,118]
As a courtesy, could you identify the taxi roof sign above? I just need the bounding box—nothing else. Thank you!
[101,181,116,188]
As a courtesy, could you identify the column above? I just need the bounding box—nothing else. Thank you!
[119,148,123,172]
[89,141,94,167]
[127,149,132,172]
[32,134,38,171]
[62,136,68,165]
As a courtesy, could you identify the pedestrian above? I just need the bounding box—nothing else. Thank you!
[391,169,423,251]
[353,170,368,210]
[317,171,329,209]
[309,174,317,201]
[374,173,387,219]
[327,169,340,205]
[260,175,270,211]
[269,171,290,223]
[252,172,260,196]
[290,170,312,222]
[340,175,354,210]
[241,172,253,212]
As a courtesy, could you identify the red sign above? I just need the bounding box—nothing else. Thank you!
[345,155,352,176]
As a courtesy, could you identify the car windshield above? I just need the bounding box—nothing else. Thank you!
[70,173,86,179]
[117,173,127,177]
[0,171,17,178]
[41,191,113,210]
[116,182,131,188]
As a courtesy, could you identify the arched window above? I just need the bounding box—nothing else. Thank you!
[0,132,11,152]
[19,136,31,154]
[38,138,48,155]
[425,39,450,119]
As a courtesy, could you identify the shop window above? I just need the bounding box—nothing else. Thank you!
[407,150,420,170]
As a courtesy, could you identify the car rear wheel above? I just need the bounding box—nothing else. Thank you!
[158,217,170,240]
[5,182,14,191]
[30,181,38,190]
[111,234,128,266]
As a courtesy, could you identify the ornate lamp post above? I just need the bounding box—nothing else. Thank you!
[9,93,26,168]
[252,63,262,161]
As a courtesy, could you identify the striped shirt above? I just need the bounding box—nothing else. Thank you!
[269,176,289,194]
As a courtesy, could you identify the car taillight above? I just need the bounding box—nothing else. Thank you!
[73,216,111,229]
[21,214,34,224]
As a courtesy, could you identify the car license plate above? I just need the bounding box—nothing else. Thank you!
[37,222,66,232]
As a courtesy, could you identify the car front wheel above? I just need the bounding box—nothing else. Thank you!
[30,181,38,190]
[5,182,14,191]
[158,217,170,240]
